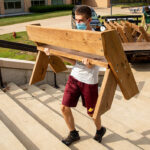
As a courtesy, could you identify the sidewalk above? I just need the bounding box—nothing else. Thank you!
[0,7,142,35]
[0,15,72,35]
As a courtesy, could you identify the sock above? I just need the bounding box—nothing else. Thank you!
[70,130,78,136]
[96,127,103,134]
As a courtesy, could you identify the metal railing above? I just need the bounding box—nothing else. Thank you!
[0,40,59,88]
[102,15,142,25]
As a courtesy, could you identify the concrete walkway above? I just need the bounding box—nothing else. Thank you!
[0,7,142,35]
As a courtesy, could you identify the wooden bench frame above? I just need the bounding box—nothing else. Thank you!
[105,20,150,43]
[121,21,150,42]
[26,25,139,120]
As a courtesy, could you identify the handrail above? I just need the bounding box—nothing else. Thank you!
[0,40,59,88]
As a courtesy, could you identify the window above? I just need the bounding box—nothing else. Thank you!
[51,0,64,5]
[4,0,21,9]
[31,0,45,6]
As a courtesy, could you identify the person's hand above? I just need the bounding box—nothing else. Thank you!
[82,58,90,65]
[44,48,50,56]
[82,58,93,68]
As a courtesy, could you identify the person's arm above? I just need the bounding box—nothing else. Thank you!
[43,48,76,66]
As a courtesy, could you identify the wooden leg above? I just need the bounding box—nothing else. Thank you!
[48,55,67,73]
[139,26,150,42]
[29,51,49,85]
[93,68,117,120]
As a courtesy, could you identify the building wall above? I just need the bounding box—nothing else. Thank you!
[65,0,72,4]
[0,0,5,15]
[0,0,110,15]
[82,0,110,8]
[24,0,31,12]
[47,0,51,5]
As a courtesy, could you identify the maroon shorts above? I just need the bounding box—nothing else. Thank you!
[62,75,98,114]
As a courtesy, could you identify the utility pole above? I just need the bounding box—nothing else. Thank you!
[110,0,112,16]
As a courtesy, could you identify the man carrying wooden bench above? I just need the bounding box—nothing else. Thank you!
[44,5,106,146]
[27,5,139,148]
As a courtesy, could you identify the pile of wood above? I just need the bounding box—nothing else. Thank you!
[104,21,150,62]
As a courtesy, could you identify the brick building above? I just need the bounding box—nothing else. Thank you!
[0,0,110,15]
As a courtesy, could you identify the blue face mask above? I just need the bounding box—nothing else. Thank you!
[76,22,87,30]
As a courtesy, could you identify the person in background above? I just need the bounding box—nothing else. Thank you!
[143,6,150,31]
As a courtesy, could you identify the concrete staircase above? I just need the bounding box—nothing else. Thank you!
[0,65,150,150]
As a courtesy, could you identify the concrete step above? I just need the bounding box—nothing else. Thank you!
[21,84,108,150]
[136,81,150,99]
[39,84,142,150]
[115,90,150,113]
[116,83,150,103]
[55,85,150,150]
[105,99,150,138]
[0,86,70,150]
[0,120,27,150]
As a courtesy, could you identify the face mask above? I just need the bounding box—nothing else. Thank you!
[76,22,87,30]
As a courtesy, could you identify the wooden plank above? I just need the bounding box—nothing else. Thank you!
[125,21,139,31]
[109,21,129,43]
[124,25,134,42]
[139,26,150,42]
[101,30,139,99]
[48,55,67,73]
[29,51,49,85]
[120,20,126,26]
[104,21,113,30]
[137,34,143,42]
[117,26,129,43]
[26,25,104,56]
[93,68,117,119]
[37,44,108,68]
[37,42,68,73]
[114,21,123,28]
[109,21,117,29]
[123,42,150,51]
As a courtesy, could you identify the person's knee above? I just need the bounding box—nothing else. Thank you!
[61,105,70,114]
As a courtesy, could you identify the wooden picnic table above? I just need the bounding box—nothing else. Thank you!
[122,42,150,62]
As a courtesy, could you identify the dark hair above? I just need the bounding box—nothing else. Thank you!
[145,6,150,12]
[75,5,92,19]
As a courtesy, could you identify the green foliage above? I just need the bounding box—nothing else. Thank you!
[29,4,74,13]
[112,0,150,4]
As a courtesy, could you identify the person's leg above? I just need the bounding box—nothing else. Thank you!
[61,105,80,146]
[88,114,106,142]
[81,83,106,142]
[61,76,80,146]
[61,105,75,131]
[93,115,101,131]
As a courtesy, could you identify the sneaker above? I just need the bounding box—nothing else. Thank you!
[94,127,106,143]
[62,130,80,146]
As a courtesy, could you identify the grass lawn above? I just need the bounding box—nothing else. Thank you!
[0,31,37,61]
[0,31,72,65]
[0,10,71,26]
[113,3,149,8]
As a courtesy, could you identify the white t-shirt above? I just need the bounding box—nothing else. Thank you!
[70,28,103,84]
[70,61,99,84]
